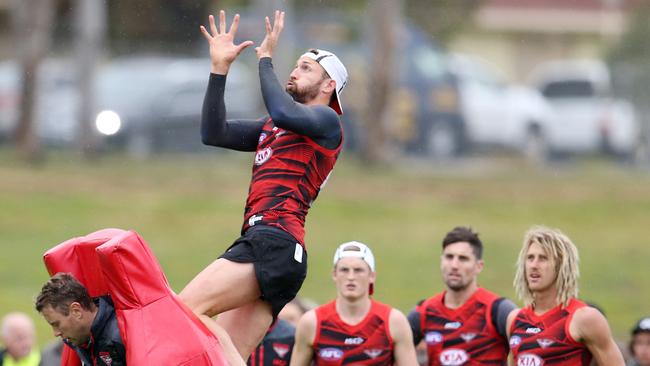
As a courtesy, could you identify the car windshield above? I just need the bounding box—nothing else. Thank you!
[97,63,162,110]
[541,80,595,98]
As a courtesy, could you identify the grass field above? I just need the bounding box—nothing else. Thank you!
[1,149,649,346]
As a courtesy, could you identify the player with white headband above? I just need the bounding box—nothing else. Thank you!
[180,9,350,363]
[290,241,418,365]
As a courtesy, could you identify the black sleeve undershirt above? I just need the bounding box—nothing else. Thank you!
[407,301,424,345]
[200,73,265,151]
[258,57,342,150]
[201,58,343,151]
[492,298,518,337]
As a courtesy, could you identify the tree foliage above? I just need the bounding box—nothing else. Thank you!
[608,2,650,64]
[405,0,483,44]
[293,0,481,43]
[99,0,480,53]
[607,1,650,146]
[107,0,210,54]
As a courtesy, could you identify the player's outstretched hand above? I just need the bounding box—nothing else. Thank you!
[200,10,254,75]
[255,10,284,60]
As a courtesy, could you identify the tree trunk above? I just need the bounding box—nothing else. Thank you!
[75,0,107,157]
[361,0,403,164]
[11,0,54,162]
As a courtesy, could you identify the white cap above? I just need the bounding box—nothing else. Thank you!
[333,241,375,272]
[301,49,348,115]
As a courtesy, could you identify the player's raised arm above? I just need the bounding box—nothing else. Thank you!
[199,10,265,150]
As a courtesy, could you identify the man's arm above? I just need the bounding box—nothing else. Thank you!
[289,310,317,366]
[406,306,424,345]
[505,308,520,366]
[258,58,341,149]
[200,73,265,151]
[253,11,341,149]
[492,298,518,338]
[389,309,419,366]
[570,306,625,366]
[505,308,519,339]
[198,10,263,151]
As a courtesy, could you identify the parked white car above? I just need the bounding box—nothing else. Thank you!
[528,59,641,158]
[447,53,556,159]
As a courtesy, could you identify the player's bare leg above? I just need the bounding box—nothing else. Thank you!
[180,258,267,360]
[217,299,273,357]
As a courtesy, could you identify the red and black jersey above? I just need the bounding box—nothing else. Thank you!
[510,298,592,366]
[415,288,508,366]
[242,118,342,246]
[312,300,395,365]
[248,319,295,366]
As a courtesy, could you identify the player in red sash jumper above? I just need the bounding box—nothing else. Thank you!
[408,227,517,366]
[507,226,625,366]
[290,242,418,365]
[180,10,348,361]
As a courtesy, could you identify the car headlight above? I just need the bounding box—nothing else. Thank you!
[95,110,121,135]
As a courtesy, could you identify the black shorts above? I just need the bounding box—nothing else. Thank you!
[220,225,307,318]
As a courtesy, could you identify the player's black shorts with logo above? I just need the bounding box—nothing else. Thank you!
[220,225,307,317]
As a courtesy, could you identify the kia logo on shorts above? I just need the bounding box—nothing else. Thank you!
[517,353,544,366]
[319,348,343,361]
[439,348,469,366]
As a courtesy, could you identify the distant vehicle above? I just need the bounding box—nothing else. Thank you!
[95,56,261,155]
[447,53,556,159]
[291,15,465,159]
[0,56,261,154]
[392,25,464,159]
[528,59,641,159]
[0,59,79,145]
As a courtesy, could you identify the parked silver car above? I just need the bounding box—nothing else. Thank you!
[0,56,261,154]
[528,59,641,159]
[94,56,261,155]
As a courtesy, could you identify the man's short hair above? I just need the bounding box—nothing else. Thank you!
[35,273,94,315]
[442,226,483,259]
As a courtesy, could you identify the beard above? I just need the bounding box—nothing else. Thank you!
[444,276,470,292]
[286,81,321,104]
[447,282,469,291]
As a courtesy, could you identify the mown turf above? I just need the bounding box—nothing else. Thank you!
[1,150,648,345]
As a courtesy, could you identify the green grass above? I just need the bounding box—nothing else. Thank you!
[1,150,649,345]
